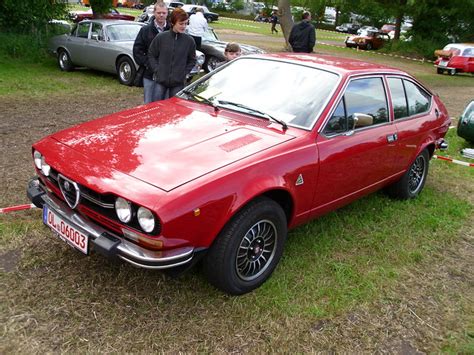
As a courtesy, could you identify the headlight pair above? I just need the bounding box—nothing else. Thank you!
[33,150,51,177]
[115,197,156,233]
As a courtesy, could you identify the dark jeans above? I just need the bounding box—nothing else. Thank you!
[155,83,184,101]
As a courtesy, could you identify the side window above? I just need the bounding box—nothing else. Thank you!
[404,80,430,116]
[91,23,103,40]
[323,99,347,135]
[345,77,389,125]
[387,78,408,119]
[76,23,90,38]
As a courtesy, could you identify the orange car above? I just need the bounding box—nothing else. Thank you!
[345,30,390,50]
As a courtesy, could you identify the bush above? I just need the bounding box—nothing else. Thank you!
[0,32,52,62]
[383,38,441,61]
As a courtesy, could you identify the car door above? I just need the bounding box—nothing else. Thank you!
[82,22,113,72]
[386,76,434,173]
[311,76,399,215]
[67,22,91,65]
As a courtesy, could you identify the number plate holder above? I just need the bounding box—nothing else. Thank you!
[43,205,89,255]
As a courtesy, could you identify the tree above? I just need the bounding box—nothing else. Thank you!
[90,0,114,17]
[278,0,293,47]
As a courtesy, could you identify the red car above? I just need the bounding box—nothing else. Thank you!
[27,54,450,295]
[70,8,135,22]
[345,30,390,50]
[434,43,474,75]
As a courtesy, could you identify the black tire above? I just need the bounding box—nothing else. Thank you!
[437,68,443,74]
[449,68,456,76]
[204,56,220,73]
[204,197,287,295]
[366,42,372,50]
[117,56,136,86]
[57,49,74,72]
[385,149,429,200]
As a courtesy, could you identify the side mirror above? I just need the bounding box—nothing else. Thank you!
[352,113,373,129]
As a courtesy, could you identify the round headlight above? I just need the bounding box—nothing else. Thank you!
[34,151,42,170]
[137,207,155,233]
[41,156,51,176]
[115,197,132,223]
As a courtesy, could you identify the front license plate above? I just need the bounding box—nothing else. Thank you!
[43,206,89,255]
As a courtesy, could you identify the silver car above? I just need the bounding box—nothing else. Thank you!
[49,19,204,86]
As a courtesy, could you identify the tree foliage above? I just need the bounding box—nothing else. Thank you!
[0,0,68,34]
[90,0,114,17]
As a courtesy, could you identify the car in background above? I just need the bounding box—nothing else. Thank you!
[199,28,265,72]
[381,24,396,34]
[182,4,219,22]
[48,19,204,86]
[335,23,360,34]
[457,100,474,143]
[136,5,154,23]
[434,43,474,75]
[345,30,390,50]
[357,25,378,34]
[28,53,450,295]
[69,8,135,22]
[165,1,184,9]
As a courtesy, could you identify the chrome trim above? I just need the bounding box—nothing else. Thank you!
[58,174,80,209]
[41,193,194,269]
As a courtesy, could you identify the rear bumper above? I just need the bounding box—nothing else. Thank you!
[27,177,198,270]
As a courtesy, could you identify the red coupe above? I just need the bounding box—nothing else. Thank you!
[434,43,474,75]
[27,54,450,295]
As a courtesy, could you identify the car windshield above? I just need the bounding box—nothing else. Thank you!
[107,24,142,41]
[182,57,339,130]
[202,28,218,41]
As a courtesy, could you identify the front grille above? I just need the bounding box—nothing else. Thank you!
[43,168,161,236]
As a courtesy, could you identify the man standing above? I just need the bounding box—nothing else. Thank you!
[187,7,208,51]
[289,11,316,53]
[148,8,196,101]
[270,10,278,34]
[133,2,170,104]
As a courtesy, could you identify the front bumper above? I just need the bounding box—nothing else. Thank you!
[27,177,196,270]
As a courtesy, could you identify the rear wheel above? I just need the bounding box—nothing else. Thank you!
[449,68,456,76]
[437,68,443,74]
[204,197,287,295]
[366,43,372,50]
[385,149,429,200]
[57,49,74,71]
[117,56,136,86]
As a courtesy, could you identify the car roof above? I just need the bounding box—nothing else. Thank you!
[246,53,405,76]
[79,19,143,26]
[444,43,474,50]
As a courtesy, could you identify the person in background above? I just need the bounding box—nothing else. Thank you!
[133,2,170,103]
[148,8,196,101]
[215,42,241,69]
[288,11,316,53]
[187,7,208,51]
[270,10,279,34]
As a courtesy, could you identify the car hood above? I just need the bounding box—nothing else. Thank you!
[205,40,264,54]
[50,99,295,191]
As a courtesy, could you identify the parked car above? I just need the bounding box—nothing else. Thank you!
[48,19,204,86]
[136,5,154,23]
[69,8,135,22]
[457,100,474,143]
[357,25,379,34]
[165,1,184,9]
[181,4,218,22]
[381,24,396,34]
[345,30,390,50]
[335,23,360,34]
[27,53,450,295]
[199,28,265,72]
[434,43,474,76]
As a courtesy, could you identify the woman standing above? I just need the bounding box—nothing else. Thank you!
[148,8,197,101]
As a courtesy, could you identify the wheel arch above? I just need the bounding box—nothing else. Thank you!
[115,54,138,70]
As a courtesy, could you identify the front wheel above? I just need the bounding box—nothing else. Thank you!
[385,149,429,200]
[204,197,287,295]
[449,68,456,76]
[117,56,136,86]
[57,49,74,72]
[366,43,372,50]
[204,56,220,73]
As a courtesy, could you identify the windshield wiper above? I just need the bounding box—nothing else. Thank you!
[181,90,219,111]
[218,100,288,130]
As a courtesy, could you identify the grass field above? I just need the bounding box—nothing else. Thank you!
[1,17,473,353]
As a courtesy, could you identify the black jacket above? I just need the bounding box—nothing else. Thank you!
[148,30,196,87]
[289,20,316,53]
[133,21,170,80]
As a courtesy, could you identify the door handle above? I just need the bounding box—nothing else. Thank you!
[386,133,398,143]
